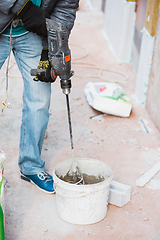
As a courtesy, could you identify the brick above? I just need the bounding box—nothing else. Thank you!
[109,180,131,207]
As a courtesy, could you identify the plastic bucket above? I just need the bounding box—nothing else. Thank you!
[53,158,113,225]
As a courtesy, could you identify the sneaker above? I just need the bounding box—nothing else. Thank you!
[20,171,55,194]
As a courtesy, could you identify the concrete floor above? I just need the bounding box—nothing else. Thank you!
[0,1,160,239]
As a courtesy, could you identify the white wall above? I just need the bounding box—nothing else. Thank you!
[135,28,155,106]
[86,0,103,10]
[103,0,136,62]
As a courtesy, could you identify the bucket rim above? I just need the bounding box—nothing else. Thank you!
[53,158,113,188]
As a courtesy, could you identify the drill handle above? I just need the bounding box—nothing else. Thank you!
[30,68,57,82]
[30,69,45,76]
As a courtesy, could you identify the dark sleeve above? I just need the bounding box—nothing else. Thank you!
[0,0,16,15]
[0,0,27,15]
[42,0,79,48]
[41,0,58,15]
[50,0,79,35]
[0,0,27,34]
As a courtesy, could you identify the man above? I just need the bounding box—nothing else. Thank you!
[0,0,79,193]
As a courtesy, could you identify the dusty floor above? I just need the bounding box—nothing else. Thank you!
[0,1,160,239]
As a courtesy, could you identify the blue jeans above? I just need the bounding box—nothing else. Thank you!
[0,32,51,175]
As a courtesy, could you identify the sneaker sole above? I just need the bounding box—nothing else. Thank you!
[20,173,56,194]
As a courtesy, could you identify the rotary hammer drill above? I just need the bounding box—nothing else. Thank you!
[30,18,74,150]
[30,18,74,95]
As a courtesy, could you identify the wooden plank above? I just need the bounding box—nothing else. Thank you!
[144,0,160,36]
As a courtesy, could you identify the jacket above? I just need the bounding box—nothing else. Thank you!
[0,0,79,35]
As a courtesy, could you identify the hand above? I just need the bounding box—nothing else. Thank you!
[34,48,57,83]
[17,0,49,37]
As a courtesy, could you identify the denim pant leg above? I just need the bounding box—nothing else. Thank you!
[12,32,51,175]
[0,35,11,68]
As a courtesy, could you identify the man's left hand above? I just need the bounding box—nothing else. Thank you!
[34,49,57,83]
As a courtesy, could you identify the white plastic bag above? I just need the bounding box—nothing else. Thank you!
[84,82,132,117]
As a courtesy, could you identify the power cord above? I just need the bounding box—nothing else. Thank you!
[70,43,134,84]
[0,40,134,116]
[0,22,13,116]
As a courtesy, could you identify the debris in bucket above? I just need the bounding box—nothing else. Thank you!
[59,172,82,184]
[59,173,105,185]
[83,173,105,184]
[67,150,85,184]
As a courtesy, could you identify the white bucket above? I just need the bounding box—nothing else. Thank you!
[53,158,113,225]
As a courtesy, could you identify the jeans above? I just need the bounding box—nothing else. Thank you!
[0,32,51,175]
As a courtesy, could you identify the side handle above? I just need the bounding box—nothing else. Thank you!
[30,69,46,76]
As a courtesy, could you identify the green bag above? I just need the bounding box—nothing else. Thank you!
[0,206,4,240]
[0,151,5,240]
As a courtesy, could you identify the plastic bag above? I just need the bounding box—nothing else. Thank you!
[84,82,132,117]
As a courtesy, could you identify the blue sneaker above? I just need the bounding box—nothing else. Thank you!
[20,171,55,194]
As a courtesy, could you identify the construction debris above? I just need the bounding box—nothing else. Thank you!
[136,162,160,187]
[148,179,160,190]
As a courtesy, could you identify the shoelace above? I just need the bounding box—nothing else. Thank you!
[37,171,53,183]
